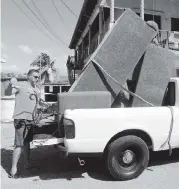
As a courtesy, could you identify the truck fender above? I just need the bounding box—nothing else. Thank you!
[103,129,154,155]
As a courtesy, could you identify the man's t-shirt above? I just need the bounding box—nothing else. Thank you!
[12,81,40,120]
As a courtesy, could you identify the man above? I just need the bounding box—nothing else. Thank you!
[146,21,160,46]
[9,69,41,178]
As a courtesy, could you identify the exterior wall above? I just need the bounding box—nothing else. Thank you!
[106,0,179,17]
[1,79,27,97]
[105,0,179,30]
[1,80,12,96]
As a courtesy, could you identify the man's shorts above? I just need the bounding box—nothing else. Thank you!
[14,119,34,147]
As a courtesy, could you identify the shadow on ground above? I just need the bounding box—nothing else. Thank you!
[1,147,179,181]
[148,148,179,166]
[0,146,109,181]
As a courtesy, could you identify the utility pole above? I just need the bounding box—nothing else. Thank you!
[140,0,144,20]
[40,55,42,85]
[109,0,115,29]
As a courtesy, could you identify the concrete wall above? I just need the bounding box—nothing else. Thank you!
[1,80,12,96]
[1,80,27,97]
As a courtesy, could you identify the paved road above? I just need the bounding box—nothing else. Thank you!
[1,122,179,189]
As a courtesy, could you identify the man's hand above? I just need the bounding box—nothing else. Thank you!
[37,99,53,114]
[39,99,50,108]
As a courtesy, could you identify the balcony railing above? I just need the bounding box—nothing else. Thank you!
[83,18,110,61]
[76,25,179,72]
[90,33,99,55]
[158,30,179,51]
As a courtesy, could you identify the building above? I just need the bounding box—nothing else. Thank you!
[67,0,179,82]
[42,82,70,102]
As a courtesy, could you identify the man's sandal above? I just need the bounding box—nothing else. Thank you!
[8,172,17,178]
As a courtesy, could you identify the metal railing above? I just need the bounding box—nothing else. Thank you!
[83,46,90,60]
[76,28,179,73]
[83,18,110,61]
[89,32,100,55]
[158,30,179,51]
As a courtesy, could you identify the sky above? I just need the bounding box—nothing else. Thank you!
[1,0,84,76]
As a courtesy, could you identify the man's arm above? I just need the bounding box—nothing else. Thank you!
[10,78,20,95]
[12,86,19,95]
[35,87,50,109]
[39,98,49,107]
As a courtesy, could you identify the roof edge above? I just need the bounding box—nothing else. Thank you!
[69,0,88,49]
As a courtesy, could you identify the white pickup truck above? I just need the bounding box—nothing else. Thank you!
[62,77,179,181]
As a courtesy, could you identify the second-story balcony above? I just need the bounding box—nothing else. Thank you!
[75,15,179,71]
[83,17,110,61]
[82,30,179,64]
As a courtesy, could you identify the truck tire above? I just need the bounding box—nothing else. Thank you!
[107,135,149,181]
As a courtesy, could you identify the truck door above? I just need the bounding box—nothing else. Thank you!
[172,106,179,147]
[163,82,179,147]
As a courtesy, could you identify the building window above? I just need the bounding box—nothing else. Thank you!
[171,18,179,32]
[91,15,99,39]
[103,7,110,22]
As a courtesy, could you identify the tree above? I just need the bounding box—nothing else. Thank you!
[30,52,59,84]
[30,53,51,68]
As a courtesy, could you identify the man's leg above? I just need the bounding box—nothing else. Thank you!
[10,146,22,175]
[10,119,30,176]
[23,124,34,169]
[10,120,25,176]
[23,142,30,168]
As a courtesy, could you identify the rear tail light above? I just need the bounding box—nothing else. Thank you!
[63,118,75,139]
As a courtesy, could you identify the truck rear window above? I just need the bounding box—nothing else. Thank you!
[162,82,176,106]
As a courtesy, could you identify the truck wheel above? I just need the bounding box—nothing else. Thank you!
[107,135,149,181]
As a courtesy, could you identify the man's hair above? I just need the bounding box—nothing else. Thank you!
[27,69,39,76]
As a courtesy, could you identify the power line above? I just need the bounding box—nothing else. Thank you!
[11,0,53,41]
[51,0,64,23]
[31,0,55,28]
[60,0,77,18]
[31,0,67,46]
[21,0,56,38]
[168,0,179,5]
[22,0,68,47]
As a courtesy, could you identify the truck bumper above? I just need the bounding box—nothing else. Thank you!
[64,138,108,154]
